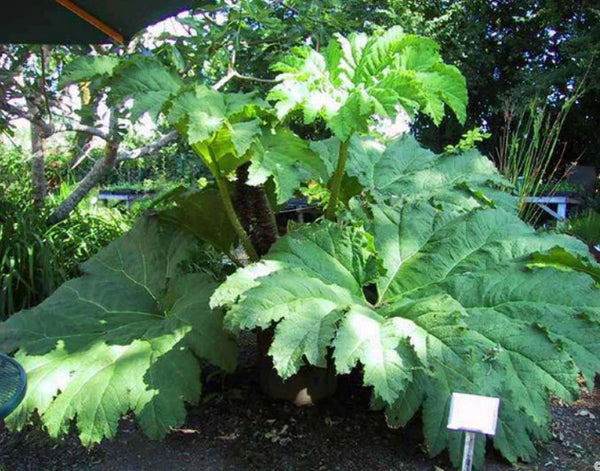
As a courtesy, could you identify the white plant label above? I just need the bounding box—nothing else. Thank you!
[447,392,500,436]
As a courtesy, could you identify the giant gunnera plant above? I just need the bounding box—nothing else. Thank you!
[1,27,599,469]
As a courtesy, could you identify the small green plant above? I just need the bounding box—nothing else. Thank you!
[444,127,490,154]
[563,209,600,246]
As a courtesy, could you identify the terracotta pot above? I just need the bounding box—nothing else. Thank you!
[256,328,337,406]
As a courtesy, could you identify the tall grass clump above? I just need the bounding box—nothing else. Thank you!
[495,93,578,225]
[0,146,132,319]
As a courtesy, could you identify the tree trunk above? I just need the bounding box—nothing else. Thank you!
[30,121,47,208]
[28,45,51,209]
[47,139,119,225]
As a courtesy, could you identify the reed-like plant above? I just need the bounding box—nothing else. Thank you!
[494,93,579,225]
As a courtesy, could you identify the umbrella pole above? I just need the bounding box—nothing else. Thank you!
[54,0,124,43]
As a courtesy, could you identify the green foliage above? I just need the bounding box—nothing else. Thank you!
[266,26,468,219]
[0,147,131,319]
[247,128,327,204]
[109,58,184,121]
[157,187,237,255]
[0,216,236,444]
[58,56,120,89]
[528,246,600,283]
[325,134,515,212]
[0,202,131,319]
[268,26,467,141]
[444,127,491,154]
[562,210,600,247]
[167,85,269,174]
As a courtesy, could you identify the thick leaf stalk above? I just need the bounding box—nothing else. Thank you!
[214,171,259,262]
[187,140,260,262]
[325,139,350,221]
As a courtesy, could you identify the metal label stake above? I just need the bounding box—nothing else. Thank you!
[447,392,500,471]
[461,431,476,471]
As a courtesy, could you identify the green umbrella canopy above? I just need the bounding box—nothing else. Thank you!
[1,0,202,44]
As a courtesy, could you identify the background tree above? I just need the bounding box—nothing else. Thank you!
[167,0,600,166]
[0,43,180,224]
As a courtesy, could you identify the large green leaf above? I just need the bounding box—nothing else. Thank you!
[108,58,183,121]
[248,128,328,204]
[157,187,236,254]
[368,204,600,463]
[344,134,514,211]
[0,217,236,445]
[58,56,120,89]
[212,222,412,402]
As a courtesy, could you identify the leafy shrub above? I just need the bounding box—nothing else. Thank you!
[1,27,599,470]
[563,209,600,246]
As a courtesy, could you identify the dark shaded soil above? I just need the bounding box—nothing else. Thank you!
[1,337,599,471]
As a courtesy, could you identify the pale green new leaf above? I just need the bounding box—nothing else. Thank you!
[268,27,467,141]
[168,86,227,144]
[168,86,269,176]
[0,217,236,444]
[228,120,262,156]
[352,26,409,82]
[418,64,468,124]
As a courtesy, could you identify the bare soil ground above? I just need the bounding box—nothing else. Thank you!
[1,336,599,471]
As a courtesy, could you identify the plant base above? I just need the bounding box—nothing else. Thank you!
[257,329,337,406]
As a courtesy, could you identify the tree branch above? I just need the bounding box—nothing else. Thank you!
[212,68,237,91]
[47,128,179,225]
[233,72,277,84]
[45,121,109,140]
[47,138,120,225]
[116,130,178,163]
[1,99,110,140]
[212,69,277,90]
